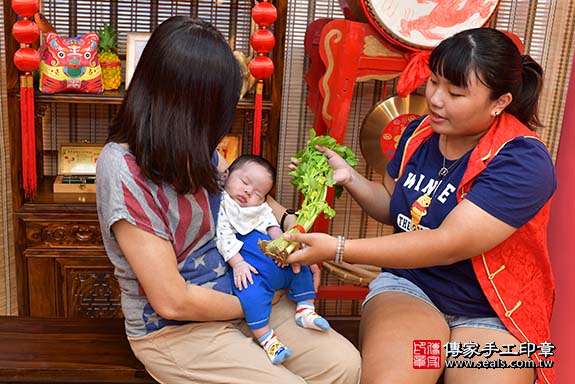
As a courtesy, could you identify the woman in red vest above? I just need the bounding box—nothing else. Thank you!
[286,27,556,384]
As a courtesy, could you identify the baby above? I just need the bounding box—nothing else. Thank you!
[217,154,330,365]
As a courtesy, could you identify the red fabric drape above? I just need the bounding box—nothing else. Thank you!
[548,55,575,383]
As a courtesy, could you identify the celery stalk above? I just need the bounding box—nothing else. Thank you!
[259,130,357,262]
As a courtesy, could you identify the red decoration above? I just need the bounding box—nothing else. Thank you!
[250,29,276,53]
[292,225,306,234]
[396,50,431,97]
[12,0,41,198]
[12,19,40,44]
[248,56,274,80]
[251,2,277,27]
[501,30,524,54]
[249,1,277,156]
[11,0,38,17]
[13,47,41,72]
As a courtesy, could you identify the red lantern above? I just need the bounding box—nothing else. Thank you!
[12,0,41,198]
[251,1,277,27]
[12,19,40,44]
[13,47,41,72]
[250,29,276,54]
[11,0,38,17]
[248,56,274,80]
[249,1,277,156]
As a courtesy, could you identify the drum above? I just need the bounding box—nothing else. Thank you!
[360,94,428,175]
[351,0,500,50]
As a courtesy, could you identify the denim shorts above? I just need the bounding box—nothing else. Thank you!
[363,272,509,333]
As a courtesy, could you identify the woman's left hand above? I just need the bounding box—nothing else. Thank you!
[284,232,337,265]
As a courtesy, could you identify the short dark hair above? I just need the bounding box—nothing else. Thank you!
[227,154,276,192]
[108,16,242,194]
[429,27,543,130]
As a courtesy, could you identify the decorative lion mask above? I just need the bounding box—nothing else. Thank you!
[39,31,103,94]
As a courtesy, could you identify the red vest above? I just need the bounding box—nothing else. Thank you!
[398,114,555,383]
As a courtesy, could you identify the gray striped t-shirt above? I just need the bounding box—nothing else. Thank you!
[96,142,232,337]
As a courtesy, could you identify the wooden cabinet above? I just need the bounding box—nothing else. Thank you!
[13,182,114,317]
[6,0,287,317]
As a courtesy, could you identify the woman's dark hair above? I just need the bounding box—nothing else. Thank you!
[429,27,543,130]
[108,16,242,194]
[227,154,276,192]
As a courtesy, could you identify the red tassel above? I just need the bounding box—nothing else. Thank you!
[252,81,263,156]
[20,74,36,198]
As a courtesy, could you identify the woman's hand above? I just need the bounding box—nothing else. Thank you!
[316,146,354,186]
[283,232,338,265]
[289,146,355,187]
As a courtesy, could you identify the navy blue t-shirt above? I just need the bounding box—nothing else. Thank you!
[385,116,556,317]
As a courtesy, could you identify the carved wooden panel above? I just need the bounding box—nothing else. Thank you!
[26,222,103,248]
[58,258,122,319]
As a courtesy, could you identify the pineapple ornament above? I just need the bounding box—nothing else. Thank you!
[97,24,121,91]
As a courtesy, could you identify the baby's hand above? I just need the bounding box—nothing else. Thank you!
[232,261,258,290]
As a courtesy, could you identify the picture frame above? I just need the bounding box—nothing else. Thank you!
[125,32,152,89]
[217,134,243,165]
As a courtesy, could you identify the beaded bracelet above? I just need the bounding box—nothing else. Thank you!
[334,235,345,264]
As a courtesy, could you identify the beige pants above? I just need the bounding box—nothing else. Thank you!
[129,297,361,384]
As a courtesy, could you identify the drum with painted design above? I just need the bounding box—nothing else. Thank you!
[341,0,500,50]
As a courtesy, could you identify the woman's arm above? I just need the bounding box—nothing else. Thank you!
[112,219,243,321]
[316,147,395,225]
[284,199,516,268]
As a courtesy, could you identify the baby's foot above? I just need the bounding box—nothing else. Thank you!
[295,301,331,331]
[259,329,292,365]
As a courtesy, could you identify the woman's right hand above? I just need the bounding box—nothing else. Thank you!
[289,146,355,187]
[315,146,354,186]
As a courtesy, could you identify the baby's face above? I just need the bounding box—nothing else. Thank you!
[225,162,273,207]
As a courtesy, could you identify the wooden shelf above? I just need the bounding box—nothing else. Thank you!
[19,177,97,213]
[35,89,273,110]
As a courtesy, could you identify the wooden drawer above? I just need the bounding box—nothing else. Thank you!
[25,220,103,249]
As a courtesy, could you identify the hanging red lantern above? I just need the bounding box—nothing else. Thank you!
[12,19,40,44]
[13,47,41,72]
[12,0,41,198]
[250,29,276,53]
[251,1,277,27]
[248,55,274,81]
[249,0,277,156]
[11,0,38,17]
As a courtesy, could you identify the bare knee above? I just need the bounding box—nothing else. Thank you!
[360,293,449,384]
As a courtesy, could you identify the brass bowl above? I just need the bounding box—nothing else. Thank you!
[359,94,428,175]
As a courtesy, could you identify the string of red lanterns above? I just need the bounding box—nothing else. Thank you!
[11,0,41,198]
[248,0,277,156]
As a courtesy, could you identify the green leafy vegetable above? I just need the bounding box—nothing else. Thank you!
[259,129,358,262]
